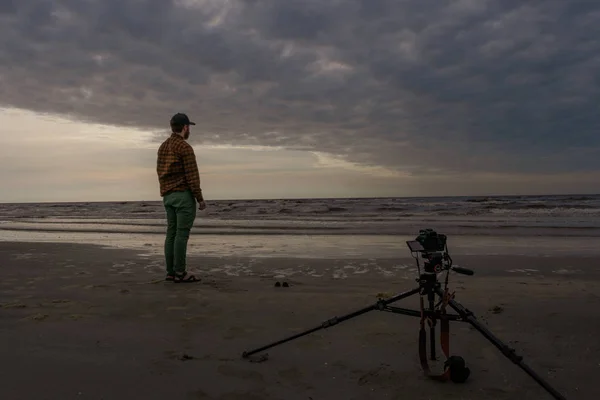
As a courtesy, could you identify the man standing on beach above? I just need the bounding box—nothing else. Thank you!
[156,113,206,283]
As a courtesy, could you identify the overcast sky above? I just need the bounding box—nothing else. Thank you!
[1,0,599,202]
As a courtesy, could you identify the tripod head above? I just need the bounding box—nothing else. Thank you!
[406,229,474,283]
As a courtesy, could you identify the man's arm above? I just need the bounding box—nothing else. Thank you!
[180,144,204,203]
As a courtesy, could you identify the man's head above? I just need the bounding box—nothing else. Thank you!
[170,113,196,140]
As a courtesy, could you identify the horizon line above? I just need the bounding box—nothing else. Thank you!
[1,192,598,205]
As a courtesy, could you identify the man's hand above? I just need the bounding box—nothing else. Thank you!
[198,200,207,210]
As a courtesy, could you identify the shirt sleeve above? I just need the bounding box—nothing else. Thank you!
[180,144,203,202]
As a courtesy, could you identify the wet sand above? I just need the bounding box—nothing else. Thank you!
[0,241,598,400]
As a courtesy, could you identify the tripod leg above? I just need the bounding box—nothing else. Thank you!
[242,287,421,358]
[428,291,436,360]
[435,287,567,400]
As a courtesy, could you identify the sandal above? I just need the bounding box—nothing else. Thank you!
[165,274,175,281]
[173,272,200,283]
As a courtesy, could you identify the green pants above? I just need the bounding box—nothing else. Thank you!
[163,190,197,275]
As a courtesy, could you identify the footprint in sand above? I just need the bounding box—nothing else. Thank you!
[84,284,109,289]
[50,299,71,304]
[210,263,254,277]
[272,267,299,279]
[332,269,348,279]
[22,313,49,322]
[1,301,27,309]
[374,265,394,277]
[552,268,583,274]
[306,268,324,277]
[350,264,370,275]
[13,253,35,260]
[507,268,539,274]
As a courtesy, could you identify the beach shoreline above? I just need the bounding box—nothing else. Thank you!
[3,229,600,262]
[1,240,597,399]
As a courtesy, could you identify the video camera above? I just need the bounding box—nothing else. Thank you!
[406,228,449,274]
[407,229,473,276]
[415,228,447,252]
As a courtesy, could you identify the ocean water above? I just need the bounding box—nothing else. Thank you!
[1,194,599,258]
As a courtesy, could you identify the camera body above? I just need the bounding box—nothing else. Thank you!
[406,229,449,274]
[415,229,447,253]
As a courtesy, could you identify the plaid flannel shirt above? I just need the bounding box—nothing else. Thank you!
[156,133,203,202]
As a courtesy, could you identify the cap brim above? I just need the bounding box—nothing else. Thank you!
[189,121,196,125]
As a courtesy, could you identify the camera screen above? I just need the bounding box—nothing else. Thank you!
[406,240,425,252]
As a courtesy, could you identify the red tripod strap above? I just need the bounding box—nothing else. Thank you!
[419,291,452,381]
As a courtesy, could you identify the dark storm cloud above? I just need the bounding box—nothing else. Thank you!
[1,0,599,175]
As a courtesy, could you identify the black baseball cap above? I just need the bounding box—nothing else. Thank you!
[170,113,196,126]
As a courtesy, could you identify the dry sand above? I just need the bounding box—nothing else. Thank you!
[0,241,598,400]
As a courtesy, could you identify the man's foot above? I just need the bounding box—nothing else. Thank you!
[165,273,175,281]
[173,271,200,283]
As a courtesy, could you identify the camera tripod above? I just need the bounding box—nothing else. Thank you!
[242,237,567,400]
